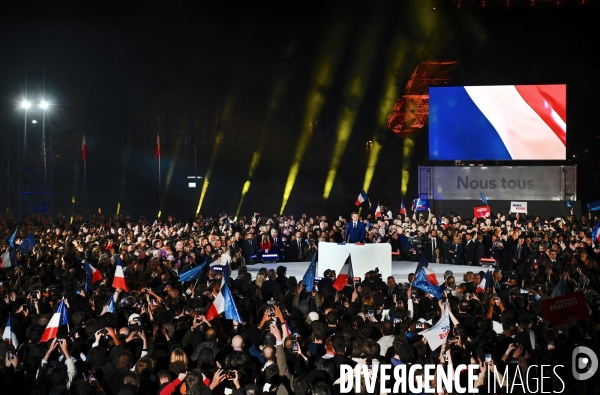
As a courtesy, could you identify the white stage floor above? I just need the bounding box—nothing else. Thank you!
[245,260,477,284]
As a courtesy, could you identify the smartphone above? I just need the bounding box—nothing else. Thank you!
[76,290,81,295]
[292,340,299,352]
[548,339,555,350]
[292,329,299,338]
[367,310,374,320]
[485,353,492,365]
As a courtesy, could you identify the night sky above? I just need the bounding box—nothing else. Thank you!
[1,0,599,219]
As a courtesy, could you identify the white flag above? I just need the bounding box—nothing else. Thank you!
[418,308,450,351]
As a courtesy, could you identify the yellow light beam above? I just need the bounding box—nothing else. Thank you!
[195,95,233,215]
[323,9,383,199]
[280,19,350,214]
[362,34,408,194]
[401,136,415,195]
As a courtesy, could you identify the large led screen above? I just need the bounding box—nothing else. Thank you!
[429,84,566,160]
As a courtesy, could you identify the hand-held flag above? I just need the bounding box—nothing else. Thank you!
[589,200,600,211]
[476,271,492,293]
[333,254,354,292]
[8,229,17,248]
[112,257,129,292]
[400,199,406,215]
[302,253,317,291]
[40,300,69,343]
[18,233,37,255]
[375,203,382,219]
[85,261,103,292]
[419,308,450,351]
[106,295,116,313]
[2,313,18,348]
[355,190,369,207]
[222,283,241,322]
[480,191,488,205]
[412,255,443,299]
[178,261,207,283]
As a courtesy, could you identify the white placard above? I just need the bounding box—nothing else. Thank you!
[316,242,392,280]
[510,201,528,213]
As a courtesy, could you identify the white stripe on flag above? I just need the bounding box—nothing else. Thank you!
[464,86,565,160]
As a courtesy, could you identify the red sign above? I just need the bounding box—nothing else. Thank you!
[474,206,491,219]
[541,291,588,325]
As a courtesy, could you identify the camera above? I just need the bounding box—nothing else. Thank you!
[408,235,429,248]
[484,353,492,365]
[292,340,299,352]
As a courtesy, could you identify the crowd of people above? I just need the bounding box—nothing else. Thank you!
[0,207,599,395]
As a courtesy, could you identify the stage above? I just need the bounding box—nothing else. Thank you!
[245,260,478,284]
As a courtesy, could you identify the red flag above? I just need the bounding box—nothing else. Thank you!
[155,132,160,159]
[82,134,87,160]
[332,255,354,292]
[206,290,224,321]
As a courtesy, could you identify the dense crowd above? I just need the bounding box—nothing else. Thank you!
[1,208,599,395]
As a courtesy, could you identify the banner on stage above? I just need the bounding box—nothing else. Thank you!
[509,201,527,214]
[473,206,491,218]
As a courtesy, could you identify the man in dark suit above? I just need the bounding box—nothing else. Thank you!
[425,229,443,262]
[290,231,306,261]
[242,233,259,265]
[510,237,530,273]
[463,231,477,266]
[345,212,366,243]
[449,235,464,265]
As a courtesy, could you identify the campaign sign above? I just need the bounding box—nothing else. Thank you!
[473,206,491,219]
[414,198,429,211]
[510,201,527,214]
[541,291,588,325]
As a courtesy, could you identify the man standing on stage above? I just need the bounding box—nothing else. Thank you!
[345,212,366,243]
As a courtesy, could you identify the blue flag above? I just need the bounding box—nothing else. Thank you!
[302,253,317,291]
[566,200,573,208]
[18,233,37,254]
[8,229,17,248]
[106,295,116,313]
[57,300,69,327]
[480,192,488,205]
[178,261,207,283]
[550,278,570,298]
[589,200,600,211]
[221,283,242,322]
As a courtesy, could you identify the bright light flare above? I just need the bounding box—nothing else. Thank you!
[21,100,31,109]
[40,100,49,109]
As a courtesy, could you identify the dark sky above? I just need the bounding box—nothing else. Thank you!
[1,0,599,219]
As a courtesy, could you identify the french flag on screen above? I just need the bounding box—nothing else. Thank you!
[429,85,566,160]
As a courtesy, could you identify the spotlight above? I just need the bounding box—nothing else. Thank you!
[21,100,31,109]
[40,100,49,109]
[32,120,38,124]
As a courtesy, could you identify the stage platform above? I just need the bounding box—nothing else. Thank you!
[245,260,481,284]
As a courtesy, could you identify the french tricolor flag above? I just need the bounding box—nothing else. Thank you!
[400,199,406,215]
[375,203,382,219]
[40,300,69,343]
[429,85,566,160]
[355,190,369,207]
[476,271,492,294]
[206,283,240,322]
[85,261,103,292]
[112,257,129,292]
[3,313,18,348]
[332,254,354,292]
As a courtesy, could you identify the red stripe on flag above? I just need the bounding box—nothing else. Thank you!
[332,274,348,292]
[515,85,566,146]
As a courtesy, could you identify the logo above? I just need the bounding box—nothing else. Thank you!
[572,346,598,381]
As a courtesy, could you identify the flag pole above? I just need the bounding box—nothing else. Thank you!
[84,156,87,212]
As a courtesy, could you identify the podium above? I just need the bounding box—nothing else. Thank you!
[317,242,392,280]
